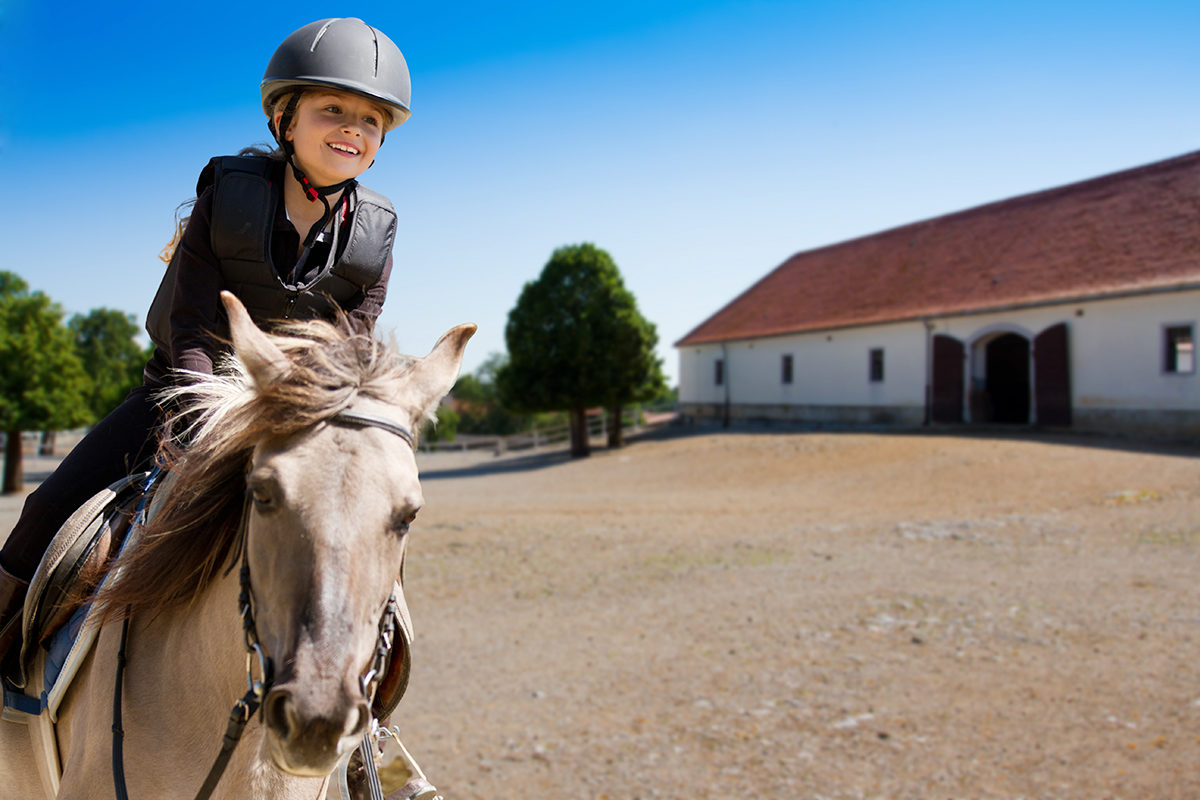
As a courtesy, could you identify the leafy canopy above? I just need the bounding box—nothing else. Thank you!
[497,243,665,414]
[70,307,148,420]
[0,272,91,433]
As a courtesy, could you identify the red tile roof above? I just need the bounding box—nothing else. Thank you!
[677,151,1200,346]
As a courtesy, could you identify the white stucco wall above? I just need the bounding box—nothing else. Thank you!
[678,320,927,409]
[1070,291,1197,412]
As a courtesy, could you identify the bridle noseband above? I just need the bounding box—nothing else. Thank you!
[112,408,417,800]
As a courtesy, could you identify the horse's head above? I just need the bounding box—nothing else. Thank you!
[223,292,473,776]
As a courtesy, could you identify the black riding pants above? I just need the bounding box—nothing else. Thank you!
[1,385,163,581]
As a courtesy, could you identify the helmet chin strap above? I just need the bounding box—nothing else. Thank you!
[270,92,358,251]
[288,163,355,251]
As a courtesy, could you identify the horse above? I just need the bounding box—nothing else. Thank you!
[0,291,474,799]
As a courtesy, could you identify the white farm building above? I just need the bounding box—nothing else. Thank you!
[676,152,1200,438]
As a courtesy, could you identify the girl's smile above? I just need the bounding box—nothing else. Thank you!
[280,90,386,187]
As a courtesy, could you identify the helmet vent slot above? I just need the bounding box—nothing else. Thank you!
[310,19,333,52]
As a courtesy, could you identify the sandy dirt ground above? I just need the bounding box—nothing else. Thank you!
[4,426,1199,799]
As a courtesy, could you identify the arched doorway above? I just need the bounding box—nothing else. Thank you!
[985,333,1030,423]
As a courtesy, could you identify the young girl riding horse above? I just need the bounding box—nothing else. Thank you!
[0,17,410,668]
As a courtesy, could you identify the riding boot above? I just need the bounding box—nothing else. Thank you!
[0,564,30,665]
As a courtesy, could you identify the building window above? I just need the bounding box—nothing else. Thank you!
[869,348,885,382]
[781,354,793,384]
[714,359,724,386]
[1164,325,1195,374]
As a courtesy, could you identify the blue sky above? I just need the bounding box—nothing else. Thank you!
[2,1,1198,385]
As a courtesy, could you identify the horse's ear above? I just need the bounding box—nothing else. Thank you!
[403,324,476,419]
[221,291,290,388]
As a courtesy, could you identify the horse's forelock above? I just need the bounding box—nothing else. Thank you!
[94,316,412,619]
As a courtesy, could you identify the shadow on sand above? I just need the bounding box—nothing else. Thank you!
[678,420,1200,458]
[419,420,1199,481]
[417,425,691,481]
[418,449,577,481]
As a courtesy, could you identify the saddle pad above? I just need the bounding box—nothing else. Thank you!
[3,510,149,720]
[2,603,96,721]
[14,472,149,689]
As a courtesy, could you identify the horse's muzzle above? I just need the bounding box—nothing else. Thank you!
[262,684,371,775]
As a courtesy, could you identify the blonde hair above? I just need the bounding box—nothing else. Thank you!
[158,199,196,264]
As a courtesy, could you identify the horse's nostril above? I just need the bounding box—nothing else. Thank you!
[263,688,295,740]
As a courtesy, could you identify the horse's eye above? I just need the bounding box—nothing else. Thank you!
[393,509,418,536]
[248,482,276,512]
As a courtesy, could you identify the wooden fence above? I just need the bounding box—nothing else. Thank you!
[419,408,676,455]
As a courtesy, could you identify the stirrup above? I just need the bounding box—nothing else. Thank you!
[333,725,441,800]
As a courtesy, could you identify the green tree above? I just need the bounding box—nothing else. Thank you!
[0,273,91,493]
[69,307,146,421]
[419,404,460,444]
[453,352,534,436]
[593,285,666,448]
[497,243,665,457]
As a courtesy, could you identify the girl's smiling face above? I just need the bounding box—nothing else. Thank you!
[278,90,387,187]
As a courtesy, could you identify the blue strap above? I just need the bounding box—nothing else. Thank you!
[3,679,43,716]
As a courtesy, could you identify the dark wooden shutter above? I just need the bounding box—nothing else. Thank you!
[1034,322,1072,426]
[931,334,964,423]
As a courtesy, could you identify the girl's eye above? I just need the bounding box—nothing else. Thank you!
[363,116,379,127]
[323,105,341,114]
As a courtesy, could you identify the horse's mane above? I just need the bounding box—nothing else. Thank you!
[91,315,419,621]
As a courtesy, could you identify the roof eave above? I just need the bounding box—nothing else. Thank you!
[674,279,1200,348]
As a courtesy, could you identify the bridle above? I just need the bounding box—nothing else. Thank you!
[112,408,417,800]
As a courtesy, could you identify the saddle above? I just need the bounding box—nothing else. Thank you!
[10,472,149,694]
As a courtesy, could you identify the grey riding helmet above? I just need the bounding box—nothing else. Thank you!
[261,17,412,135]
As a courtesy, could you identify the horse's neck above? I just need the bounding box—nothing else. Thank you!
[141,565,247,705]
[129,569,330,799]
[112,571,263,796]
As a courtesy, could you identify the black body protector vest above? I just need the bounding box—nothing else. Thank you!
[146,155,396,350]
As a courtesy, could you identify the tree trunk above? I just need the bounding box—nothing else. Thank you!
[568,408,590,458]
[3,429,23,495]
[40,430,56,456]
[607,405,624,448]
